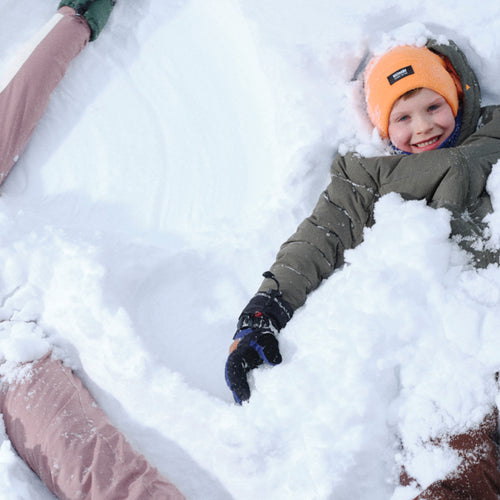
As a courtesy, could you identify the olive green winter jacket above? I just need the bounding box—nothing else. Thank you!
[258,39,500,311]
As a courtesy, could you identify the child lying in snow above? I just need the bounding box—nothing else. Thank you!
[0,2,184,499]
[225,39,500,498]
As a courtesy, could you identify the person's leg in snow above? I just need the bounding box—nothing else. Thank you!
[0,7,89,184]
[400,409,500,499]
[0,1,115,186]
[0,353,184,499]
[0,6,185,499]
[58,0,116,42]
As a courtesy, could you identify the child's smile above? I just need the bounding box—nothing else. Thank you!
[388,88,456,154]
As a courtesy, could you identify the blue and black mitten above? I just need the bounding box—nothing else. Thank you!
[225,274,293,404]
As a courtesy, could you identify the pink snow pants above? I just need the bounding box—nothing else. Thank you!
[0,354,184,499]
[0,9,185,500]
[0,7,88,184]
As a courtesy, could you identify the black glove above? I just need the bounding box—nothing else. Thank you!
[225,324,282,404]
[225,274,293,404]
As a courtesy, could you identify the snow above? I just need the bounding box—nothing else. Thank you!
[0,0,500,498]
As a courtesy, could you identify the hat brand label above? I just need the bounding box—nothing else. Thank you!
[387,65,414,85]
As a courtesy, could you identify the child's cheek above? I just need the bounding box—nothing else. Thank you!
[388,126,401,146]
[389,125,411,153]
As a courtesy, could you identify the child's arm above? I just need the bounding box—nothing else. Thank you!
[225,156,379,403]
[259,154,379,310]
[226,104,500,403]
[262,106,500,310]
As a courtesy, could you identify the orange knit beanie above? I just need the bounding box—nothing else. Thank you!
[364,45,460,138]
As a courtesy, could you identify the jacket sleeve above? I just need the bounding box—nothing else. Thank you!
[258,106,500,312]
[258,153,379,310]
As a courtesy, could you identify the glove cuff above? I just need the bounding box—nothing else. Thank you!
[236,287,293,333]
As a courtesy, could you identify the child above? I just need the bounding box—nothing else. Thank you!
[0,2,184,499]
[225,40,500,498]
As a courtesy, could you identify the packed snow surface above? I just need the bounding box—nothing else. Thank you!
[1,0,500,498]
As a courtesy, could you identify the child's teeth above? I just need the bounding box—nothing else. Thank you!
[417,137,439,147]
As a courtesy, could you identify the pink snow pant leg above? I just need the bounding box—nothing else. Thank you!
[0,7,90,185]
[0,354,185,500]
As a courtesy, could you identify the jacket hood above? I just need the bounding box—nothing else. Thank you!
[426,39,481,144]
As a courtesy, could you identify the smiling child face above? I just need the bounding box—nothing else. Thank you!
[387,88,456,154]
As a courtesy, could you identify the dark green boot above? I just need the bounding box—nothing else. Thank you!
[58,0,116,41]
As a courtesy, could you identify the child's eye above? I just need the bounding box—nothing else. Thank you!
[428,104,440,112]
[397,115,409,122]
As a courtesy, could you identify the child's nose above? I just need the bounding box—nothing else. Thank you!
[415,114,433,134]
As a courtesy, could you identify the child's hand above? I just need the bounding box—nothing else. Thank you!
[225,326,282,404]
[226,281,293,404]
